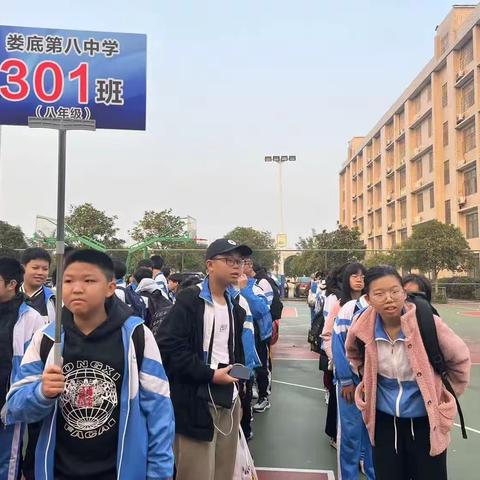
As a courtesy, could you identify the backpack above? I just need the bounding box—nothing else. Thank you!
[141,290,173,337]
[259,275,283,321]
[408,293,468,439]
[39,324,145,373]
[117,286,146,319]
[308,309,329,371]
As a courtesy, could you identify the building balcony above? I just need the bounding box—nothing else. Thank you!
[410,143,433,162]
[409,106,432,130]
[455,67,474,89]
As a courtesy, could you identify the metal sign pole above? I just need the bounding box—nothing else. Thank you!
[53,129,66,365]
[28,118,96,366]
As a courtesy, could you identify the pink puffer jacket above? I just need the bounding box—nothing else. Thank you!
[345,303,471,456]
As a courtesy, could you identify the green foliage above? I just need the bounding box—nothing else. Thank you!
[398,220,473,282]
[293,226,365,275]
[130,209,185,243]
[0,221,28,250]
[65,203,125,248]
[224,227,278,271]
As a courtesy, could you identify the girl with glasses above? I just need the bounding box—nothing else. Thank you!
[345,266,471,480]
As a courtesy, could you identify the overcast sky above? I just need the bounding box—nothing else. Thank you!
[0,0,465,245]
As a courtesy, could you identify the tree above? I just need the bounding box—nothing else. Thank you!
[398,220,473,285]
[0,221,28,250]
[65,203,125,248]
[363,250,400,269]
[130,209,185,243]
[294,226,365,275]
[224,227,278,271]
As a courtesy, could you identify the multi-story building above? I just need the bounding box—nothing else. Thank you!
[339,4,480,253]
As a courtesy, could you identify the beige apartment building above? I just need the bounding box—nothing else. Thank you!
[339,4,480,255]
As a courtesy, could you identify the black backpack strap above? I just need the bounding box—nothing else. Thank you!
[132,324,145,373]
[40,335,54,365]
[412,295,468,439]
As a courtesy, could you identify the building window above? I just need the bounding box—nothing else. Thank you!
[414,126,422,148]
[389,204,396,223]
[430,187,435,209]
[459,39,473,70]
[400,199,407,220]
[466,210,479,239]
[427,116,432,138]
[401,229,408,243]
[464,167,477,196]
[445,200,451,225]
[443,121,448,146]
[442,83,448,107]
[428,152,433,173]
[462,81,475,113]
[444,160,450,185]
[416,158,423,180]
[413,95,421,115]
[426,83,432,103]
[376,210,382,227]
[463,122,476,154]
[399,168,406,190]
[376,236,383,250]
[440,33,449,55]
[417,191,424,213]
[398,139,405,161]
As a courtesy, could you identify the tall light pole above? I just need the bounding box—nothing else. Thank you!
[265,155,296,293]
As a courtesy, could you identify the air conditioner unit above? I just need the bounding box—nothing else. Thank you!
[458,196,466,206]
[456,70,465,81]
[457,114,465,124]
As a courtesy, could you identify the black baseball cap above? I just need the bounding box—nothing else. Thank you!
[205,239,253,260]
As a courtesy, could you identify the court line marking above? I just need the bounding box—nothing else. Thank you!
[256,467,335,480]
[454,423,480,435]
[272,379,326,393]
[274,380,480,436]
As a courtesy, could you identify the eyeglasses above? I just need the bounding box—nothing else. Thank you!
[212,256,245,267]
[244,260,253,266]
[351,274,365,280]
[371,288,405,303]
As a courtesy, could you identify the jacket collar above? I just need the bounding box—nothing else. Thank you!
[351,302,415,344]
[199,277,239,306]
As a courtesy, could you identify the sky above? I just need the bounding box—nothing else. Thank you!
[0,0,469,246]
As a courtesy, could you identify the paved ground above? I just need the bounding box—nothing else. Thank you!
[250,300,480,479]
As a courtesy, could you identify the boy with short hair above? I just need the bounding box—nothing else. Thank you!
[21,247,55,323]
[158,239,257,480]
[0,257,44,480]
[6,249,175,480]
[151,255,169,297]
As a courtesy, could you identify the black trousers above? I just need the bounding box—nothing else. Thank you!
[325,381,337,440]
[373,410,447,480]
[240,379,253,437]
[255,337,271,399]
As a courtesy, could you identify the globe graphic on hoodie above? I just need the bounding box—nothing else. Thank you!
[60,365,118,432]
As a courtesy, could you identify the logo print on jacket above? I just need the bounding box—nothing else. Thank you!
[60,360,120,439]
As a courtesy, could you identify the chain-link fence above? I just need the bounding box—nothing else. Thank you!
[2,246,480,302]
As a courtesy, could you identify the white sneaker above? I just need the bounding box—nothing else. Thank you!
[324,391,330,405]
[252,384,259,400]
